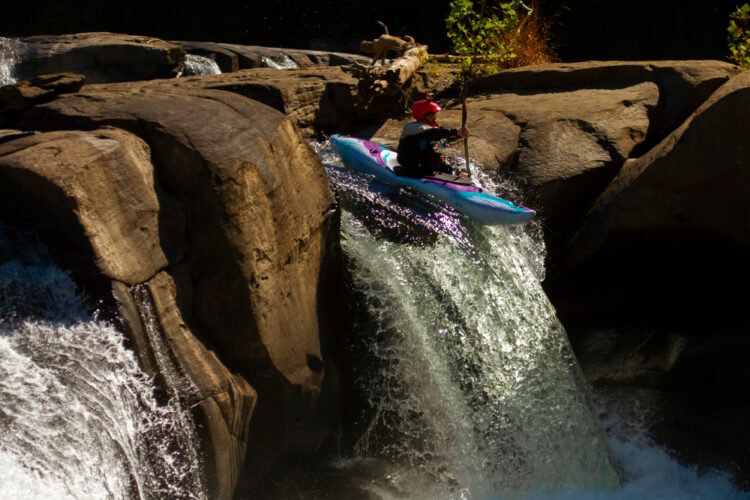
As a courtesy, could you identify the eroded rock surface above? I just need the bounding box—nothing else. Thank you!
[564,69,750,268]
[177,41,370,72]
[4,85,337,496]
[13,32,185,83]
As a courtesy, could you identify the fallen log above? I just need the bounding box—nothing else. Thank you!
[344,44,428,101]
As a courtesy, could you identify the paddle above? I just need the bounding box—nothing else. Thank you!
[461,81,470,175]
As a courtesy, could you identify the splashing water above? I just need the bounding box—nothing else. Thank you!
[314,139,619,498]
[0,37,22,87]
[313,138,750,499]
[0,225,205,499]
[261,55,298,69]
[180,54,222,77]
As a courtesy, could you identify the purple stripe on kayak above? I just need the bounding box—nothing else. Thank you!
[361,140,388,168]
[423,179,482,192]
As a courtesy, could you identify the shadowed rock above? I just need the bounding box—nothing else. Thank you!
[0,126,255,499]
[13,32,185,83]
[7,85,337,496]
[563,69,750,270]
[0,72,85,127]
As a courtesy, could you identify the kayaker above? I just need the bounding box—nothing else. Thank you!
[396,98,470,178]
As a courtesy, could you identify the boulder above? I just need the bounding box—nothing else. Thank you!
[0,127,255,500]
[82,66,364,133]
[563,69,750,269]
[210,42,370,69]
[473,60,737,146]
[13,32,185,84]
[15,86,338,492]
[0,127,181,283]
[0,72,85,127]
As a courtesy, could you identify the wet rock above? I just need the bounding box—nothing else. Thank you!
[10,85,338,495]
[175,41,240,73]
[177,41,370,71]
[13,32,185,83]
[0,127,254,499]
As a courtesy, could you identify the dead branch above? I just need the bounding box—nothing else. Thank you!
[345,44,428,102]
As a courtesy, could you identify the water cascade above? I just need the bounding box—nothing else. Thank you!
[316,140,619,498]
[0,37,21,87]
[0,224,205,500]
[261,55,298,69]
[315,139,750,499]
[180,54,222,76]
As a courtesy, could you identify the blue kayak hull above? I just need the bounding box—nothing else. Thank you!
[329,134,535,225]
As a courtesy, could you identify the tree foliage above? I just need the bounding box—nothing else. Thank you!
[445,0,553,81]
[728,3,750,70]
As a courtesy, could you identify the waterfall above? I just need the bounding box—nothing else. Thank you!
[0,224,205,499]
[316,140,619,498]
[180,54,222,76]
[314,139,750,499]
[261,55,298,69]
[0,37,21,87]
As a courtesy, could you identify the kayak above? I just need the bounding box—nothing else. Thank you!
[329,134,536,225]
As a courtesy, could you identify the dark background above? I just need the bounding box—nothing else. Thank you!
[0,0,742,62]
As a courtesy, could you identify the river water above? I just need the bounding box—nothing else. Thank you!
[0,225,205,500]
[313,139,750,500]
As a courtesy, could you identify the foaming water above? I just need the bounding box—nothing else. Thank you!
[0,37,22,86]
[180,54,222,76]
[0,226,205,499]
[519,388,750,500]
[314,139,619,498]
[314,137,750,499]
[261,55,298,69]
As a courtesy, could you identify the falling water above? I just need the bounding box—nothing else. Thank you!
[314,139,750,499]
[315,140,619,498]
[180,54,222,76]
[0,224,205,499]
[0,37,22,86]
[261,55,298,69]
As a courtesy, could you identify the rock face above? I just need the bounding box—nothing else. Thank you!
[3,85,337,497]
[177,41,370,73]
[0,126,256,499]
[13,32,185,83]
[542,69,750,488]
[468,61,736,250]
[564,69,750,268]
[0,73,85,127]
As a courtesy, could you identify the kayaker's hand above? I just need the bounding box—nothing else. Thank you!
[459,171,470,178]
[458,128,470,138]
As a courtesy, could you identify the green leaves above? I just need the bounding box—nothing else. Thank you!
[728,3,750,70]
[445,0,522,78]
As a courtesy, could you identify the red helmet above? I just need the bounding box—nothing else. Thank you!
[412,99,442,123]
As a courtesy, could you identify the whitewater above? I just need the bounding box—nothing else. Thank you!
[0,225,205,499]
[314,138,750,500]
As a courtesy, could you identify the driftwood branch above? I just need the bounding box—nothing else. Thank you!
[345,44,428,101]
